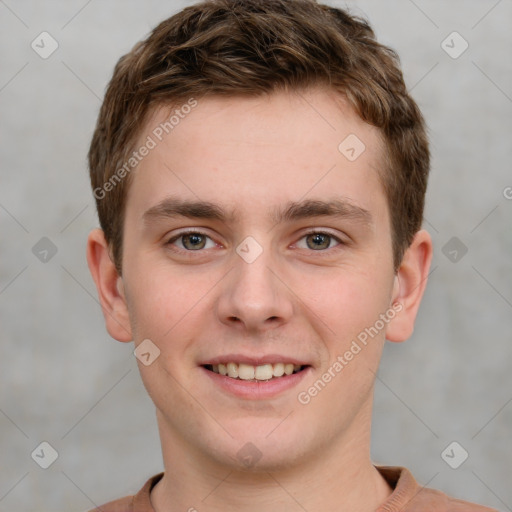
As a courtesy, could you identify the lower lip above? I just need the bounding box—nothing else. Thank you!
[201,366,311,400]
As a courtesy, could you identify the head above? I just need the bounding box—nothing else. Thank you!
[89,0,429,275]
[87,0,432,473]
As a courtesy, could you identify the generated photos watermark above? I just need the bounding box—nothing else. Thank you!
[93,97,198,200]
[297,302,403,405]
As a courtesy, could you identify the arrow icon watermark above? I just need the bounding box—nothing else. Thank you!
[134,339,161,366]
[236,236,263,264]
[338,133,366,161]
[31,441,59,469]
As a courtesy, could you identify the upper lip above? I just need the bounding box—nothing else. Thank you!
[199,354,311,366]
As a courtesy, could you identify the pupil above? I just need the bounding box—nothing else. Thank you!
[185,233,205,249]
[308,233,329,250]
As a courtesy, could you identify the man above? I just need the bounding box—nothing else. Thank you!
[86,0,497,510]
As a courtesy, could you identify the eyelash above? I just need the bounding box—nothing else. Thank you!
[166,229,345,254]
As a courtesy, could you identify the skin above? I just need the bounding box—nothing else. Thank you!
[87,87,432,511]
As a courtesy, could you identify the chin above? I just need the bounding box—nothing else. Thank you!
[224,444,308,474]
[205,421,312,473]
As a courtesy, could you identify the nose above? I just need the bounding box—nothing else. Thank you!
[215,247,294,333]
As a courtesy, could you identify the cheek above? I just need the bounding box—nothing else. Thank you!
[123,264,217,370]
[307,267,393,339]
[123,266,187,341]
[306,279,390,416]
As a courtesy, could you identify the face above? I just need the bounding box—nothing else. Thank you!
[115,88,402,470]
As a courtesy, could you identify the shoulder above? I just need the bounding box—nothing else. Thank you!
[87,473,163,512]
[406,486,499,511]
[376,465,499,512]
[88,495,134,512]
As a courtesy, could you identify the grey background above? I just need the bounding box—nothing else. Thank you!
[1,0,511,510]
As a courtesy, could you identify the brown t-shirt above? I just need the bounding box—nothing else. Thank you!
[90,466,498,512]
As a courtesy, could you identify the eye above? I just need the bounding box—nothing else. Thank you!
[167,231,216,251]
[296,231,342,251]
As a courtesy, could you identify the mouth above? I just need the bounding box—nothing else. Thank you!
[200,356,312,399]
[203,362,308,381]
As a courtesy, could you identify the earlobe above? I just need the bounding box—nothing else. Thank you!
[86,228,132,342]
[386,229,433,343]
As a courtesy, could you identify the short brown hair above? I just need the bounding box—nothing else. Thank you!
[88,0,429,273]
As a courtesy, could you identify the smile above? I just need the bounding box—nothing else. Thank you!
[204,362,306,381]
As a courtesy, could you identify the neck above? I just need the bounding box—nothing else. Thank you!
[151,403,393,512]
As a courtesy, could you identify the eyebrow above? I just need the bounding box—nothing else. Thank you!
[142,197,372,226]
[274,198,372,226]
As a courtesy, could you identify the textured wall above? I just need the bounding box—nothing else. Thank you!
[1,1,511,510]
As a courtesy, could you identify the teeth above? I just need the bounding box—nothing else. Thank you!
[209,362,305,380]
[238,363,255,380]
[254,364,273,380]
[273,362,285,377]
[227,362,239,378]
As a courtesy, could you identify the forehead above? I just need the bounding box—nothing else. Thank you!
[126,88,388,223]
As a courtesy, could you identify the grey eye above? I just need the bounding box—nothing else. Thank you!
[181,233,207,250]
[305,233,334,250]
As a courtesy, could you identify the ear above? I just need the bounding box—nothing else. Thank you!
[385,229,433,343]
[86,228,132,342]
